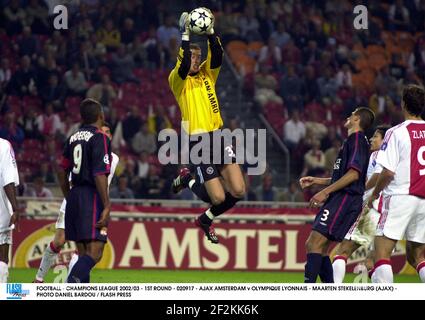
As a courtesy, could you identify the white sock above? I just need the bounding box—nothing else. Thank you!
[36,243,58,281]
[205,208,215,221]
[188,179,195,189]
[371,260,393,283]
[416,261,425,283]
[68,253,79,277]
[0,261,9,283]
[332,256,347,283]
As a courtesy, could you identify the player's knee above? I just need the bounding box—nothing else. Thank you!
[210,193,226,206]
[230,185,246,199]
[335,243,351,258]
[53,238,65,249]
[305,238,316,253]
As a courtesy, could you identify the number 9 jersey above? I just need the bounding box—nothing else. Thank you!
[60,125,112,187]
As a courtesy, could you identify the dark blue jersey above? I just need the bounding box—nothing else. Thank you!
[60,125,111,187]
[331,131,369,195]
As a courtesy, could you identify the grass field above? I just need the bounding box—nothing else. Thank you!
[9,268,420,283]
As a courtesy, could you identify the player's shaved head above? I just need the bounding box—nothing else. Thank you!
[354,107,375,132]
[80,98,103,124]
[402,84,425,117]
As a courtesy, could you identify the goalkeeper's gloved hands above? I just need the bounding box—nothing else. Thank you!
[179,12,190,40]
[203,7,215,35]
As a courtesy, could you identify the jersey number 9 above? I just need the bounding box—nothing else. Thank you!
[72,144,82,174]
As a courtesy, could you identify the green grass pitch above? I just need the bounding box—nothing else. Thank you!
[9,268,420,283]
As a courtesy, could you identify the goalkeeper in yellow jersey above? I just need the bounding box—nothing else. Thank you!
[168,10,246,244]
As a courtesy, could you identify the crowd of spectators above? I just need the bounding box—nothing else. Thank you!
[0,0,186,200]
[2,0,424,203]
[214,0,425,201]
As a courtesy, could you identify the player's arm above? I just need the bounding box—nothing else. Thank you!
[367,130,398,207]
[299,176,331,189]
[58,140,72,198]
[168,12,191,94]
[321,169,359,195]
[203,11,222,82]
[57,169,70,198]
[4,183,19,227]
[309,169,359,207]
[94,174,110,228]
[1,142,20,226]
[370,168,394,200]
[92,133,112,230]
[365,172,379,190]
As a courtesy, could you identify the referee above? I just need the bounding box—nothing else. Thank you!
[169,9,245,244]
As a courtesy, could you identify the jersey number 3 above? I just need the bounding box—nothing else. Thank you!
[72,144,82,174]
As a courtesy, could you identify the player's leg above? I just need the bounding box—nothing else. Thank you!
[35,228,65,282]
[370,236,397,283]
[304,230,331,283]
[67,240,104,283]
[67,242,85,281]
[332,240,360,283]
[213,163,245,213]
[172,167,212,203]
[406,241,425,282]
[195,176,226,244]
[0,243,9,283]
[364,250,375,271]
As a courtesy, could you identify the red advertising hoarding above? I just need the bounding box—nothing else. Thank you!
[12,214,411,274]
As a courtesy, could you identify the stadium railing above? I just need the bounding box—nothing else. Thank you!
[18,197,315,224]
[258,113,290,186]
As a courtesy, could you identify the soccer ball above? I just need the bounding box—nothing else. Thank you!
[188,7,214,35]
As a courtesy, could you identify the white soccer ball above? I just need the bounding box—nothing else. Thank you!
[188,7,214,35]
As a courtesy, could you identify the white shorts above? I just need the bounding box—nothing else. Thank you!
[376,194,425,243]
[345,206,381,247]
[0,231,11,245]
[55,199,66,230]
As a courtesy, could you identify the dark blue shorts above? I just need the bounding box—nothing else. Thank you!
[65,185,107,243]
[312,191,363,242]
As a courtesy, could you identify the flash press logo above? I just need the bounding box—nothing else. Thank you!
[6,283,30,300]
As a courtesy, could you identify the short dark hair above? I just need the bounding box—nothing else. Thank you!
[102,121,111,129]
[80,98,102,124]
[190,43,201,51]
[402,84,425,117]
[374,125,390,139]
[354,107,375,131]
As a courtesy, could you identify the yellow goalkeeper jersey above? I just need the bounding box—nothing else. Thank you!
[168,42,223,135]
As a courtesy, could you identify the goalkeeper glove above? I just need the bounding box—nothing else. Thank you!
[203,7,215,35]
[179,12,190,41]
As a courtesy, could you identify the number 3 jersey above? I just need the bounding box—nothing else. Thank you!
[376,120,425,197]
[60,125,112,188]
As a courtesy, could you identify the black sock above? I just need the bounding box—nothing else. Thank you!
[210,192,241,217]
[190,180,212,203]
[319,256,334,283]
[304,253,323,283]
